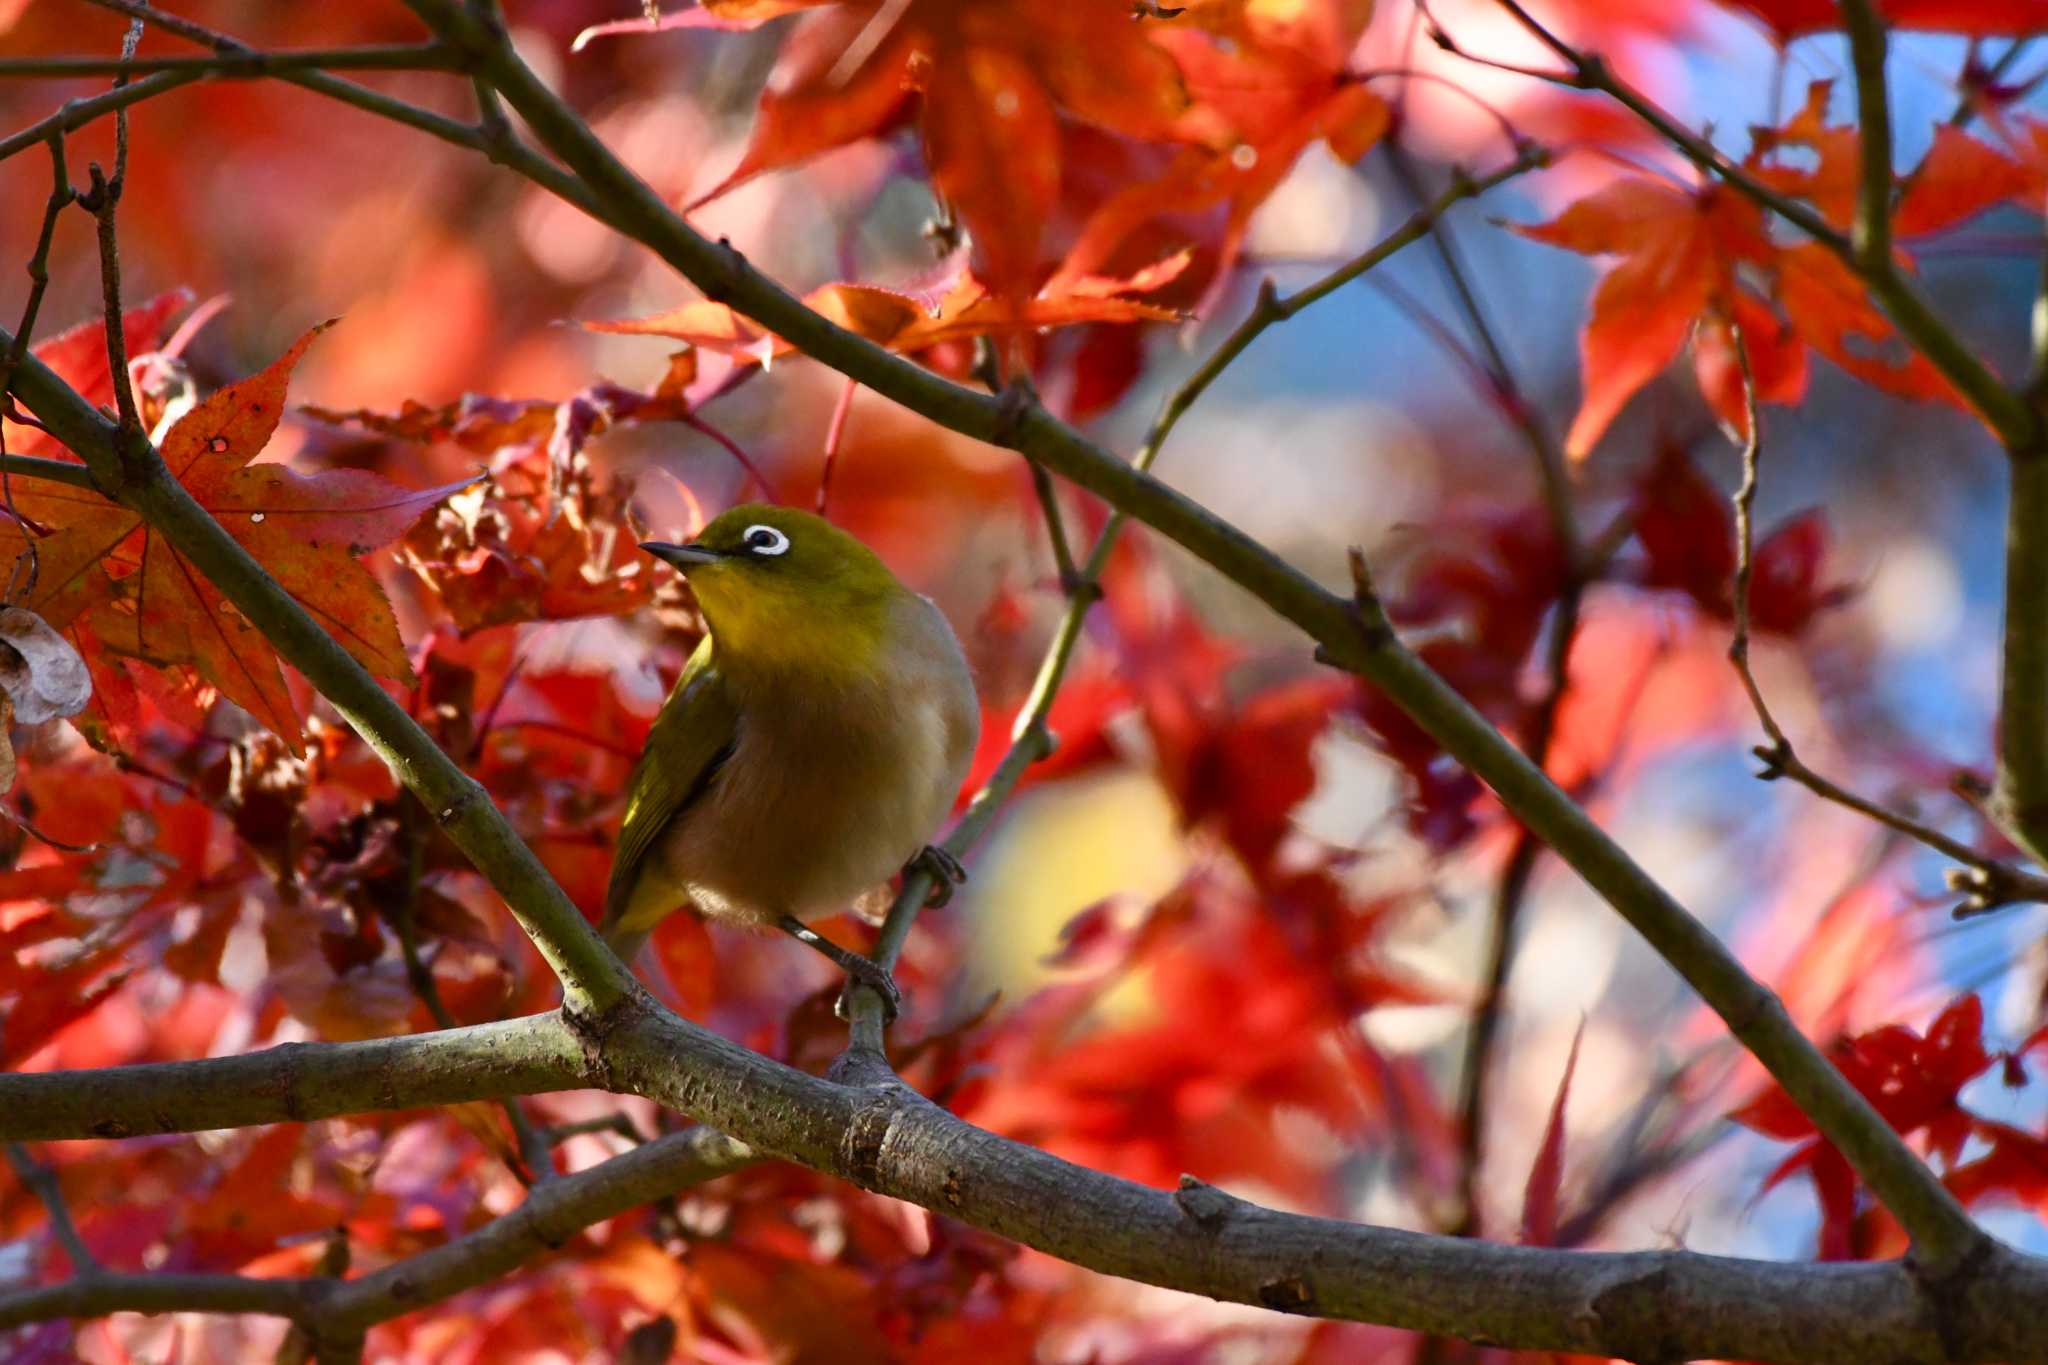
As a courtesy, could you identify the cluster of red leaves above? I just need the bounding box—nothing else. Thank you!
[1635,443,1851,634]
[0,299,467,753]
[1733,995,2048,1261]
[1517,81,2048,457]
[5,1,2048,1359]
[608,0,1391,412]
[589,253,1189,384]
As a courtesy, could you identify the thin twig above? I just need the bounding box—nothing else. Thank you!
[1947,37,2036,128]
[78,20,145,445]
[0,44,461,78]
[0,1125,754,1341]
[540,1113,648,1146]
[393,798,555,1184]
[1435,0,2038,450]
[5,1143,100,1275]
[1028,462,1080,590]
[1371,138,1589,1238]
[1723,320,2048,919]
[0,69,198,165]
[0,133,73,599]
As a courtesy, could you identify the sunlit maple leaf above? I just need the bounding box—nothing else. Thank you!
[1518,137,1970,455]
[588,255,1187,366]
[1053,1,1387,299]
[1748,80,1862,230]
[1514,179,1773,458]
[1896,124,2036,237]
[691,0,1194,297]
[7,324,469,751]
[1773,242,1956,404]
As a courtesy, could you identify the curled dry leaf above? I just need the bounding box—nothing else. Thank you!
[0,606,93,724]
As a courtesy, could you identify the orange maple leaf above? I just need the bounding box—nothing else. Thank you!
[1052,0,1387,296]
[1514,178,1774,456]
[692,0,1195,297]
[8,324,469,751]
[586,254,1188,364]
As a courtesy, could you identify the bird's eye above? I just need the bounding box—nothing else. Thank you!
[742,524,791,557]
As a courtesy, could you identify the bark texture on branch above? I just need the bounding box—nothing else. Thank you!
[6,999,2046,1363]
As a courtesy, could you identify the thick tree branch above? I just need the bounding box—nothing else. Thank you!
[0,1013,588,1141]
[0,1272,322,1333]
[0,1124,755,1352]
[318,1125,754,1330]
[385,0,1988,1275]
[15,998,2041,1362]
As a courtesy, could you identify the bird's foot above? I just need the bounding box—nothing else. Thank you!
[833,953,903,1024]
[910,844,967,909]
[779,914,902,1024]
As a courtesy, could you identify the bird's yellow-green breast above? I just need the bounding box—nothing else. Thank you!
[600,504,980,957]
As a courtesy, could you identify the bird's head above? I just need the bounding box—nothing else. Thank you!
[640,504,905,674]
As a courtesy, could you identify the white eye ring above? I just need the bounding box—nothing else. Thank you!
[742,524,791,557]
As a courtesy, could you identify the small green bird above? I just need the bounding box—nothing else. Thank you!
[601,504,980,1016]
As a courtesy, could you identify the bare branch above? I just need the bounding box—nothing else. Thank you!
[0,44,462,78]
[320,1126,753,1331]
[1722,320,2048,913]
[0,132,75,597]
[0,70,199,164]
[1372,138,1588,1237]
[0,1013,589,1141]
[4,1143,100,1274]
[0,1271,321,1333]
[0,1125,754,1349]
[79,20,145,443]
[4,996,2046,1362]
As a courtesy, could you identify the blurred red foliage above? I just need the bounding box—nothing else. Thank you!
[0,0,2042,1360]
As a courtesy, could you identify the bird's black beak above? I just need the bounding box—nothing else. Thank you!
[640,540,723,570]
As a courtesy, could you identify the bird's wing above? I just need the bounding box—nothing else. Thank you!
[600,634,737,937]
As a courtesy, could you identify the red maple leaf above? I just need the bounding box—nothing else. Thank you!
[588,254,1187,366]
[7,320,469,751]
[692,0,1195,296]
